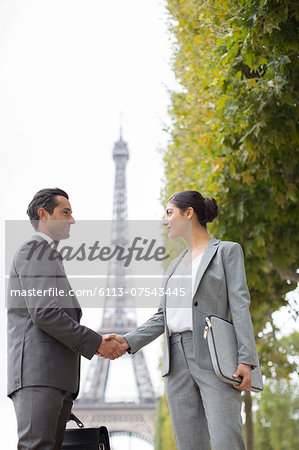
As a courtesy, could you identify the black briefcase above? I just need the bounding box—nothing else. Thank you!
[62,413,111,450]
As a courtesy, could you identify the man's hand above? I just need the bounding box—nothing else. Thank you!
[232,363,252,391]
[96,335,126,360]
[105,333,129,349]
[96,334,129,360]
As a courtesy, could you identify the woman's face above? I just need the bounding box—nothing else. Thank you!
[163,201,191,239]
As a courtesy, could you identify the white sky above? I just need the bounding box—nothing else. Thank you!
[0,1,175,448]
[0,1,297,449]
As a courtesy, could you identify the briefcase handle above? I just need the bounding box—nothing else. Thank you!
[68,412,84,428]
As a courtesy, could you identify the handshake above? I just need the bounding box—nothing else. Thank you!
[96,334,129,360]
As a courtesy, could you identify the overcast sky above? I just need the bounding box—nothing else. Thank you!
[0,1,176,448]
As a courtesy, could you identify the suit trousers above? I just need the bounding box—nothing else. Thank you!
[164,331,245,450]
[12,386,73,450]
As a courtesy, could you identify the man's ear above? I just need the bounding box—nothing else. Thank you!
[37,207,49,222]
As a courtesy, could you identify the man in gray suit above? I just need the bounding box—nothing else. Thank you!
[7,188,126,450]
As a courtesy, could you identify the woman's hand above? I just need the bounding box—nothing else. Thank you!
[96,334,129,359]
[96,335,127,359]
[232,363,252,391]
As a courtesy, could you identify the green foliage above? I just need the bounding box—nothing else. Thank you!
[258,328,299,378]
[254,378,299,450]
[163,0,299,357]
[160,1,299,446]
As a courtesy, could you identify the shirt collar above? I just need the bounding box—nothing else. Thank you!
[33,232,64,262]
[34,232,56,249]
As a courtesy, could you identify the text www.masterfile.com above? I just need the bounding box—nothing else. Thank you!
[10,286,187,298]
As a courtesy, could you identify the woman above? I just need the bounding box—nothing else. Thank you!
[107,190,259,450]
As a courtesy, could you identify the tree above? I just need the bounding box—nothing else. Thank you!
[161,0,299,448]
[254,378,299,450]
[254,331,299,449]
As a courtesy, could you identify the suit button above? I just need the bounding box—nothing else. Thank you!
[194,301,198,306]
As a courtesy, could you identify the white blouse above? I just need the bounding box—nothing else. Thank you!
[166,252,203,335]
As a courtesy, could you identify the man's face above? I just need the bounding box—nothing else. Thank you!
[42,195,75,241]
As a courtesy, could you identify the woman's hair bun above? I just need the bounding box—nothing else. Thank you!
[167,191,218,227]
[203,197,218,223]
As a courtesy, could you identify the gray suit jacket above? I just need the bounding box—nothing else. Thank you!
[124,237,259,376]
[7,235,102,398]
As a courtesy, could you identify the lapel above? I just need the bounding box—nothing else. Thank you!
[66,279,82,320]
[31,235,82,320]
[192,237,220,299]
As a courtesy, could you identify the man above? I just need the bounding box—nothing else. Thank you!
[7,188,126,450]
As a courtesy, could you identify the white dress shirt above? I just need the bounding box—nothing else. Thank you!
[34,231,55,246]
[166,252,203,335]
[34,231,61,257]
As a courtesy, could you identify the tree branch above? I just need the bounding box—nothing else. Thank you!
[275,268,299,284]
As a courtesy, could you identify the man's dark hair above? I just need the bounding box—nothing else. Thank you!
[27,188,69,230]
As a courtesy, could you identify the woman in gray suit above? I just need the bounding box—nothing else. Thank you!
[106,190,259,450]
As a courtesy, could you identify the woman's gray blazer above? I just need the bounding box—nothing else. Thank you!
[124,237,259,376]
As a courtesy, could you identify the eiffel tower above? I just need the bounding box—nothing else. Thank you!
[75,129,157,447]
